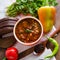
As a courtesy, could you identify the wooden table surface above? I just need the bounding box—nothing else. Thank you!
[0,0,60,60]
[54,0,60,60]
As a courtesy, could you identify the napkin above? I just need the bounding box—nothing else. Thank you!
[0,0,15,18]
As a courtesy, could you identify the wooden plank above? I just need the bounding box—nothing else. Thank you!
[0,36,16,48]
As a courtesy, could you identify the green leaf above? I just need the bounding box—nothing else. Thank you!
[3,57,6,60]
[7,0,58,17]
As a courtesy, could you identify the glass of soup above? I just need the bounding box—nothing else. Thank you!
[13,16,43,45]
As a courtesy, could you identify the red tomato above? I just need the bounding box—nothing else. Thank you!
[5,47,18,60]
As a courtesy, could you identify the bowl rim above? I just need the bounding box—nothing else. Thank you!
[13,16,43,46]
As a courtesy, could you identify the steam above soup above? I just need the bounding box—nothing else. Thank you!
[15,18,41,43]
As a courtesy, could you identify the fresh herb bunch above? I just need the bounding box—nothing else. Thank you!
[6,0,58,17]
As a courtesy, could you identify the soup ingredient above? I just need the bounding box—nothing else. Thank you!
[15,19,41,43]
[38,6,56,33]
[5,47,18,60]
[25,29,32,33]
[38,0,56,33]
[6,0,58,17]
[45,37,59,59]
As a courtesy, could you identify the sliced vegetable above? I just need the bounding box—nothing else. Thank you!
[45,37,59,59]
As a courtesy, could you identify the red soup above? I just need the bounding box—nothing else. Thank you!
[15,18,41,43]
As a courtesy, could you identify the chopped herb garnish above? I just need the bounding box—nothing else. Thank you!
[25,29,32,33]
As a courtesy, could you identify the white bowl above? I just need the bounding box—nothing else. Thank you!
[13,16,43,46]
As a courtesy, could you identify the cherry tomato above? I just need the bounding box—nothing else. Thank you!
[5,47,18,60]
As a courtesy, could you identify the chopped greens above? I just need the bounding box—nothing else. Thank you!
[25,29,32,33]
[6,0,58,17]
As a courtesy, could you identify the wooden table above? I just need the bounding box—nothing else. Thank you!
[54,0,60,60]
[0,0,60,60]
